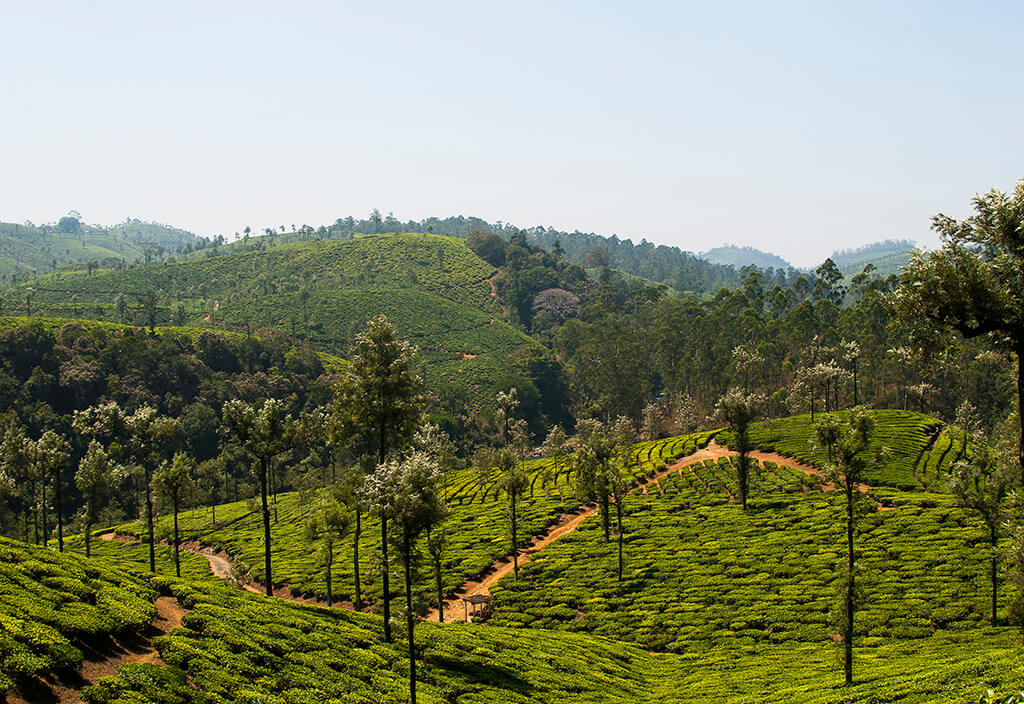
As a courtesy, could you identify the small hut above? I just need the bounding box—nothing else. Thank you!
[461,594,493,622]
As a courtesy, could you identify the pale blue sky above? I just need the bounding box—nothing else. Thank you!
[2,1,1022,266]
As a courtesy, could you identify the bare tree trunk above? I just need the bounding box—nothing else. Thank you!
[55,469,64,553]
[172,494,181,578]
[845,479,854,686]
[326,546,333,607]
[403,525,417,704]
[146,468,155,572]
[511,492,519,580]
[353,508,362,611]
[616,499,624,581]
[379,424,391,643]
[41,480,48,548]
[260,458,273,597]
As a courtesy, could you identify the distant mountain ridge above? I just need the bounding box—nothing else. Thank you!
[699,245,792,270]
[0,217,209,281]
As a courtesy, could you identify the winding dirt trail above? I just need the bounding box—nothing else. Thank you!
[8,597,188,704]
[92,438,892,627]
[426,438,894,623]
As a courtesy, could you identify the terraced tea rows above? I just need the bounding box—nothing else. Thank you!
[720,410,960,490]
[0,537,160,695]
[489,456,994,654]
[6,537,1020,704]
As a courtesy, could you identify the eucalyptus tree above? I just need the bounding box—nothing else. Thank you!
[75,441,123,558]
[303,495,350,607]
[573,417,632,543]
[35,431,71,552]
[540,424,570,499]
[154,452,195,578]
[334,314,425,642]
[413,424,459,618]
[0,422,39,544]
[948,406,1017,626]
[74,402,181,571]
[891,178,1024,476]
[362,452,446,704]
[717,389,761,511]
[222,398,293,596]
[816,407,875,686]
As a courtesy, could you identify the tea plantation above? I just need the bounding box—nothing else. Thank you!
[104,431,715,608]
[4,234,537,404]
[4,536,1022,703]
[4,413,1023,702]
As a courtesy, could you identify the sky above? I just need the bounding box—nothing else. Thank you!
[2,1,1023,268]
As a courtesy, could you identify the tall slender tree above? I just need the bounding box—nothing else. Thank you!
[816,408,875,686]
[223,398,293,596]
[361,452,445,704]
[75,441,122,558]
[154,452,195,578]
[36,431,71,552]
[303,495,350,607]
[334,314,424,642]
[717,389,761,511]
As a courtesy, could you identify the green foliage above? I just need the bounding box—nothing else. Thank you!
[720,409,950,490]
[0,536,158,690]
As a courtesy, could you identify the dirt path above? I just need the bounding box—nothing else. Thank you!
[7,597,188,704]
[486,271,507,317]
[90,439,892,627]
[427,438,896,623]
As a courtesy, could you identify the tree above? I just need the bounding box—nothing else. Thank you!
[497,445,528,580]
[361,452,446,704]
[335,314,425,642]
[573,417,630,543]
[891,179,1024,477]
[0,422,40,544]
[540,425,570,499]
[75,441,123,558]
[303,495,350,607]
[603,416,635,581]
[153,452,195,578]
[815,408,875,686]
[222,398,293,596]
[717,389,761,511]
[35,431,71,552]
[948,406,1016,626]
[74,402,181,571]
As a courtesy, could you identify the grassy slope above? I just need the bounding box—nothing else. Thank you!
[7,233,537,405]
[105,432,714,607]
[718,409,962,490]
[5,408,1024,702]
[0,221,199,278]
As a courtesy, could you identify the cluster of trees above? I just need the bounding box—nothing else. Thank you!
[0,323,331,540]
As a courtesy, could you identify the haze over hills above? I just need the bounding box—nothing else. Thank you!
[0,216,209,280]
[699,245,793,271]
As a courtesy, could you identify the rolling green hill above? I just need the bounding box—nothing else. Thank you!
[8,411,1024,702]
[0,219,206,280]
[2,233,540,405]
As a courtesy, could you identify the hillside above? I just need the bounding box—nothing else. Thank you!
[2,233,541,406]
[700,245,792,270]
[0,219,208,280]
[7,411,1024,702]
[828,239,915,278]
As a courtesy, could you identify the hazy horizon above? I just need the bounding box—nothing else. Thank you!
[4,2,1022,268]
